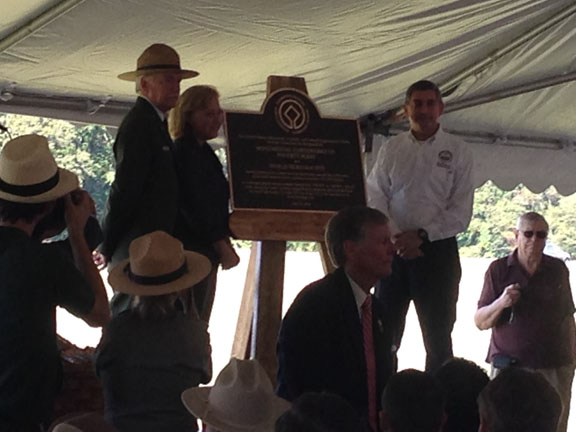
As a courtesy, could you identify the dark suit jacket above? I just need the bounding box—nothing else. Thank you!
[101,97,178,265]
[276,267,395,419]
[173,134,230,263]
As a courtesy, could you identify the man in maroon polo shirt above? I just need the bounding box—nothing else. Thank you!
[475,211,576,432]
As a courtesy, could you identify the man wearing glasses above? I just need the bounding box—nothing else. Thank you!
[475,212,576,432]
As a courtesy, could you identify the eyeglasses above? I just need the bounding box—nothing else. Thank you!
[521,230,548,239]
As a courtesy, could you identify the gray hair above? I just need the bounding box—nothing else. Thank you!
[325,206,388,267]
[516,211,549,230]
[135,75,143,94]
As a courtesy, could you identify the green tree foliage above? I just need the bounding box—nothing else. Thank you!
[0,114,115,217]
[459,181,575,259]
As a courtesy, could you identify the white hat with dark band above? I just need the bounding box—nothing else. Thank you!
[0,134,79,203]
[108,231,211,296]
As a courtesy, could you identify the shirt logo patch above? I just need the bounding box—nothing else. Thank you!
[162,146,171,151]
[437,150,453,168]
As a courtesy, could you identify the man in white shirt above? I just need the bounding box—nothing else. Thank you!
[366,80,474,372]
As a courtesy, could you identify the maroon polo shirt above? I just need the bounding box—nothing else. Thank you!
[478,250,576,368]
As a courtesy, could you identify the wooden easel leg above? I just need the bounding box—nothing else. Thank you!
[251,240,286,384]
[231,242,258,359]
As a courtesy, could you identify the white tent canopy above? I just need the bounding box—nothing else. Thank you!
[1,0,575,193]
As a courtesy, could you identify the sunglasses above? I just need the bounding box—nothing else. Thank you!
[521,230,548,239]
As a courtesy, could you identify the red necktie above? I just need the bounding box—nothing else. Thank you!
[362,294,379,432]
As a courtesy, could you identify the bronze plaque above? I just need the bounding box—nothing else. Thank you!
[226,89,365,212]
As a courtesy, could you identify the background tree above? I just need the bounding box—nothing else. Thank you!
[0,114,115,218]
[1,113,574,259]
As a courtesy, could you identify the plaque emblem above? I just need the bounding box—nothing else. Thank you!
[275,94,309,134]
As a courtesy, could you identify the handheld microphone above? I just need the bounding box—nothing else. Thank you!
[507,282,524,324]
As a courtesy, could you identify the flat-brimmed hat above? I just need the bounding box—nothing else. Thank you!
[49,412,117,432]
[108,231,211,296]
[118,43,199,81]
[0,134,79,203]
[182,358,290,432]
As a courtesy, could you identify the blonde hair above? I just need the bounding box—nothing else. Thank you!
[169,85,220,139]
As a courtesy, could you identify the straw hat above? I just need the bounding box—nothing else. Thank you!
[182,358,291,432]
[108,231,211,296]
[0,134,79,203]
[50,412,117,432]
[52,425,82,432]
[118,43,199,81]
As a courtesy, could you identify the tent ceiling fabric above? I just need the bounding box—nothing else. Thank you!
[0,0,575,193]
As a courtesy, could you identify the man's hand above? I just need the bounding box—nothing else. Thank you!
[498,283,521,308]
[92,250,109,270]
[213,239,240,270]
[394,230,424,259]
[64,189,93,235]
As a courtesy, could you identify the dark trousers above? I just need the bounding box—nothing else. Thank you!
[375,237,461,373]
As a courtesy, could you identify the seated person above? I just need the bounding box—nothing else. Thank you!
[94,231,213,432]
[477,367,562,432]
[275,392,364,432]
[380,369,445,432]
[182,358,290,432]
[435,358,489,432]
[49,412,116,432]
[0,134,109,431]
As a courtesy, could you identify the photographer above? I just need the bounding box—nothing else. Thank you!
[0,135,109,431]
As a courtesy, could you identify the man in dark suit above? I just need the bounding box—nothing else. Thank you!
[277,206,396,432]
[100,43,198,313]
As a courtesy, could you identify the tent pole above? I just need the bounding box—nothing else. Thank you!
[440,2,576,94]
[444,71,576,114]
[387,125,572,151]
[0,0,86,53]
[363,2,576,130]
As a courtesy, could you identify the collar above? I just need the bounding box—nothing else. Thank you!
[345,271,369,318]
[507,248,554,271]
[139,96,166,121]
[409,124,445,144]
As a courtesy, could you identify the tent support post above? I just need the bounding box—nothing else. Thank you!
[440,2,576,94]
[363,2,576,129]
[444,71,576,114]
[0,0,86,53]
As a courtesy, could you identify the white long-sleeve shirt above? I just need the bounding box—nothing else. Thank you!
[366,127,474,242]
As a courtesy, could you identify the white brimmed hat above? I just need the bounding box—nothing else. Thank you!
[0,134,79,203]
[118,43,199,81]
[182,358,290,432]
[108,231,211,296]
[52,425,81,432]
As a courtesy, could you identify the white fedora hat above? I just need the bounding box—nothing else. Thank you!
[182,358,290,432]
[52,425,82,432]
[108,231,211,296]
[118,43,199,81]
[0,134,79,203]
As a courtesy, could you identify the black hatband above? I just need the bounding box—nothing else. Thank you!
[125,261,188,285]
[0,171,59,197]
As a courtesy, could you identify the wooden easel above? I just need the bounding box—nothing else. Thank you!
[229,76,335,383]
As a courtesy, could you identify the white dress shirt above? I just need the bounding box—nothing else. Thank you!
[140,96,166,121]
[346,272,369,319]
[366,127,474,242]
